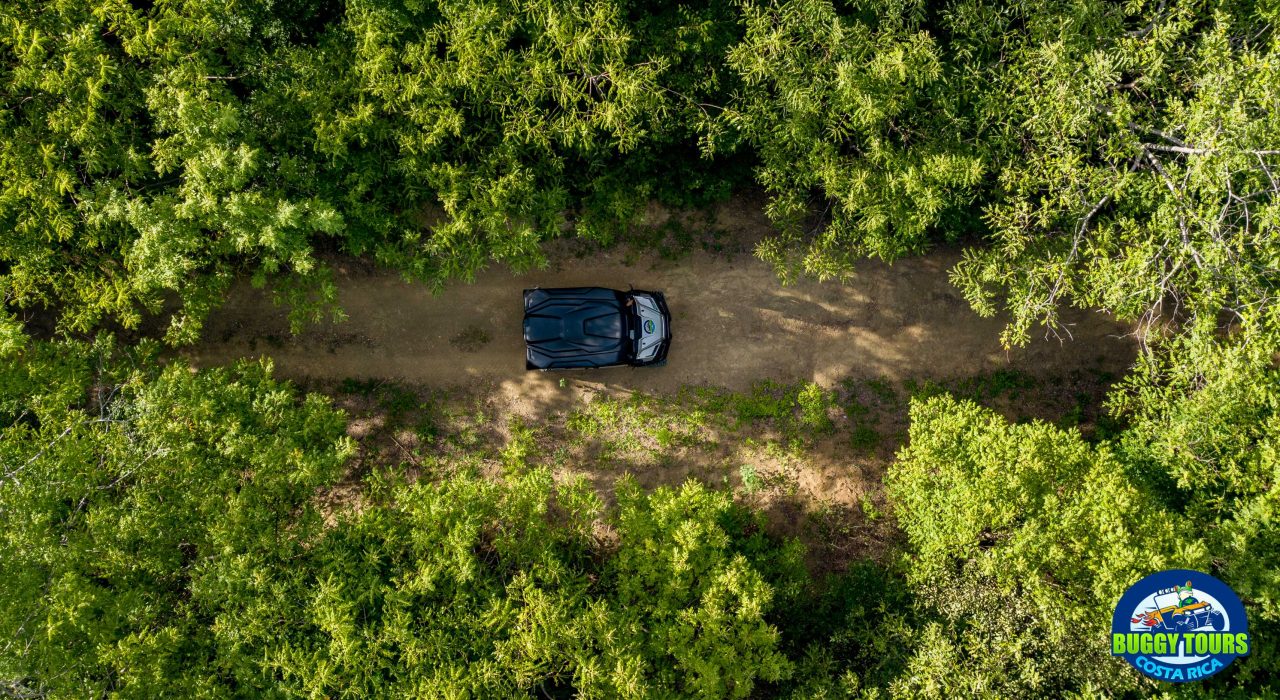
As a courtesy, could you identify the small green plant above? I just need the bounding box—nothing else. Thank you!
[850,423,880,451]
[903,378,944,399]
[732,381,791,424]
[414,413,439,444]
[740,464,761,494]
[864,378,898,404]
[840,393,869,421]
[500,417,537,473]
[655,426,675,449]
[565,403,607,439]
[859,494,882,522]
[797,382,835,434]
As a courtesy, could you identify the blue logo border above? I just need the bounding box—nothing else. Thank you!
[1111,569,1249,682]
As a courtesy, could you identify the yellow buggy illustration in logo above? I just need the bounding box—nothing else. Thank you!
[1131,581,1226,633]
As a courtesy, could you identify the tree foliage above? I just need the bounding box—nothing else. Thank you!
[722,0,983,280]
[0,343,797,698]
[0,340,354,695]
[233,472,794,698]
[876,384,1278,696]
[887,396,1193,695]
[947,0,1280,348]
[0,0,349,344]
[0,0,741,342]
[3,0,1279,696]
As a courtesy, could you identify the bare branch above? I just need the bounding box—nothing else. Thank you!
[1143,143,1280,156]
[1144,150,1196,263]
[1256,152,1279,193]
[5,426,74,484]
[1124,0,1167,38]
[1145,127,1187,146]
[1045,151,1146,312]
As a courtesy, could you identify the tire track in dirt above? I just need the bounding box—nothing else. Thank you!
[184,244,1135,403]
[183,201,1137,556]
[183,196,1137,416]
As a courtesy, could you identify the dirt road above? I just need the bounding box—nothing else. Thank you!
[185,202,1136,403]
[181,200,1137,560]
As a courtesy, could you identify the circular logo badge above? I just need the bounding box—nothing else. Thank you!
[644,319,656,333]
[1111,569,1249,682]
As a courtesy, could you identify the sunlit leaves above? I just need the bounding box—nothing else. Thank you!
[0,344,353,695]
[888,395,1201,695]
[723,0,984,279]
[0,341,795,697]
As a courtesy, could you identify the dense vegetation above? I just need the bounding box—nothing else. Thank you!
[2,0,1277,697]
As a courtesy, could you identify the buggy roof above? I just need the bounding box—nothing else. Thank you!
[523,287,630,369]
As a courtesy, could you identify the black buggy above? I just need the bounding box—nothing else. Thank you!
[523,287,671,370]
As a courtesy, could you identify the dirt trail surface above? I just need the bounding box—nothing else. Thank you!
[186,200,1137,563]
[184,201,1137,403]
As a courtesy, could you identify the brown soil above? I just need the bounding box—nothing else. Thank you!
[184,196,1136,407]
[181,195,1138,568]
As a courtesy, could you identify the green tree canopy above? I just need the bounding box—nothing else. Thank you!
[0,341,354,695]
[0,342,799,698]
[886,395,1194,695]
[883,388,1277,695]
[949,0,1280,348]
[0,0,742,345]
[721,0,983,280]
